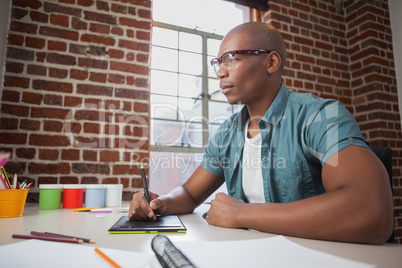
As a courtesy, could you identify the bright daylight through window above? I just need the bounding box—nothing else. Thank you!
[150,0,249,194]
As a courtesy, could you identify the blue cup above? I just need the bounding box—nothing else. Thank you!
[84,185,105,208]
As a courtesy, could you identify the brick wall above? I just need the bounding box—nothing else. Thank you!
[264,0,402,243]
[0,0,152,202]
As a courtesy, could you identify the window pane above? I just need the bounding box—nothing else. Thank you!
[151,119,186,146]
[185,121,203,148]
[208,101,234,124]
[179,32,202,53]
[149,152,203,195]
[151,0,248,189]
[151,95,177,120]
[178,97,202,122]
[152,27,178,49]
[232,104,243,114]
[208,38,221,56]
[151,70,177,96]
[179,51,202,75]
[179,74,201,98]
[153,0,249,35]
[207,55,217,78]
[151,46,178,72]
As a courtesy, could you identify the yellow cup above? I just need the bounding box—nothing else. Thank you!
[0,189,28,217]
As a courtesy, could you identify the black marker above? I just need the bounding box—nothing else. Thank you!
[140,165,151,203]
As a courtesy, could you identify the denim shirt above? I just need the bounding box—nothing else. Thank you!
[201,84,369,203]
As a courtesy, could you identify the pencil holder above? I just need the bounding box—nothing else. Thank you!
[104,184,123,207]
[62,184,84,209]
[0,189,28,217]
[84,184,105,208]
[39,184,62,210]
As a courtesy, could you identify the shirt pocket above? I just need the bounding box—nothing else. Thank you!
[271,161,316,202]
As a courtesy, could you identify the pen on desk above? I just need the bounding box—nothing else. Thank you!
[12,234,83,244]
[140,165,150,203]
[30,231,95,244]
[95,248,122,268]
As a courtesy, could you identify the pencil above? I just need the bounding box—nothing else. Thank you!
[30,231,95,244]
[13,173,17,189]
[95,248,121,268]
[2,168,11,189]
[12,234,83,244]
[72,207,100,212]
[0,174,8,189]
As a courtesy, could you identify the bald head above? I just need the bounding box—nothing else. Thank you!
[223,22,287,71]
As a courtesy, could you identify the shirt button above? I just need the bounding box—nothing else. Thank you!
[230,169,232,172]
[238,143,242,147]
[348,137,353,141]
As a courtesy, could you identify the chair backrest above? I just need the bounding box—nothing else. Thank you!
[370,146,394,243]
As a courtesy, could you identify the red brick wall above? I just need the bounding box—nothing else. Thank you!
[0,0,152,201]
[264,0,402,243]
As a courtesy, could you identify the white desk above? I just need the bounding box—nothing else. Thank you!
[0,203,401,267]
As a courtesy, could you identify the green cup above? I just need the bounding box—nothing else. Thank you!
[39,184,62,210]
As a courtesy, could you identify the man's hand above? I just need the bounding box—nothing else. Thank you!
[206,193,245,228]
[128,190,167,221]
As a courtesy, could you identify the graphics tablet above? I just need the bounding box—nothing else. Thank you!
[108,215,187,234]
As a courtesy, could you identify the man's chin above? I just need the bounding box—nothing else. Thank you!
[226,98,242,105]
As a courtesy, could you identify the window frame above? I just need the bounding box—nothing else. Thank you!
[150,21,226,154]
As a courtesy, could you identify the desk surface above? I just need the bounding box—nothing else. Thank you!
[0,203,401,267]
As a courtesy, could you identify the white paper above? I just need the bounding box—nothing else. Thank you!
[0,239,157,268]
[174,235,376,268]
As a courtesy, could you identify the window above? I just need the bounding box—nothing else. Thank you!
[150,0,249,194]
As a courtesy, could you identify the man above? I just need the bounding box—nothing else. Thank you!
[129,22,393,244]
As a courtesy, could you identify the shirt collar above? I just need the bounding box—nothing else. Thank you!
[237,83,290,127]
[262,83,290,125]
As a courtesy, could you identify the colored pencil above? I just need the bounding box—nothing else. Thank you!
[25,182,33,189]
[12,234,83,244]
[72,207,100,212]
[31,231,95,244]
[95,248,121,268]
[13,173,17,189]
[0,174,8,189]
[1,168,11,189]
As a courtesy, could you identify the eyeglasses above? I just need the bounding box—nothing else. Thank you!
[210,49,273,74]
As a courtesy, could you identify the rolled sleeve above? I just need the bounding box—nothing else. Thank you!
[304,100,369,165]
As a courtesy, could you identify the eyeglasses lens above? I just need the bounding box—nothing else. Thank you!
[212,53,235,74]
[212,60,220,74]
[222,53,234,71]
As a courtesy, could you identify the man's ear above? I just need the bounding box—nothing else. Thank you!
[266,51,281,74]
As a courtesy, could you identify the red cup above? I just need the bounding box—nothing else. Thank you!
[62,184,84,208]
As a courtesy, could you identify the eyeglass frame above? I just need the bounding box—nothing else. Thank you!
[210,49,273,74]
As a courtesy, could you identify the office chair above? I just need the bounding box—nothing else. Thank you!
[370,146,394,243]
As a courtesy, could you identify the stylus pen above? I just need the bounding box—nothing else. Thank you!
[140,165,150,203]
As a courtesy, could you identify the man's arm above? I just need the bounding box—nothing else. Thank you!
[129,166,225,220]
[206,145,393,244]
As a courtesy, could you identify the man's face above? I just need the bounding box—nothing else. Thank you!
[216,32,270,106]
